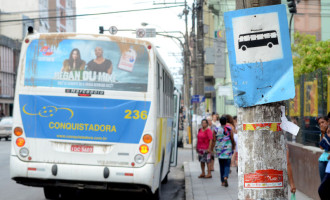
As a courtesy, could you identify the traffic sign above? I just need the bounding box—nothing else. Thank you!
[224,4,295,107]
[191,95,205,104]
[136,28,146,38]
[136,28,156,38]
[109,26,118,35]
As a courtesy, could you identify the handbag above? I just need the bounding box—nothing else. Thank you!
[291,193,296,200]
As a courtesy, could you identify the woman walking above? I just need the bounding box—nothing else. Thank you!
[318,116,329,181]
[215,116,235,187]
[196,119,213,178]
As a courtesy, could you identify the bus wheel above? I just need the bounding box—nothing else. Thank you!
[43,187,60,200]
[149,174,162,200]
[161,173,168,184]
[267,43,273,48]
[241,46,247,51]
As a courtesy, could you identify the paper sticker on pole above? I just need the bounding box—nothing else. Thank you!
[224,4,295,107]
[243,123,281,132]
[244,169,283,189]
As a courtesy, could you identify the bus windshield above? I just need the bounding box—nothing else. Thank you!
[24,38,149,92]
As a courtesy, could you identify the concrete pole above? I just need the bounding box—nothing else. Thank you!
[182,0,193,150]
[235,0,288,200]
[193,0,204,116]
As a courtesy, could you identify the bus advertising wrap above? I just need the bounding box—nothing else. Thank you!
[24,39,149,92]
[19,94,151,143]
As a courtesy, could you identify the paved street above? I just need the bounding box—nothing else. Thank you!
[0,140,189,200]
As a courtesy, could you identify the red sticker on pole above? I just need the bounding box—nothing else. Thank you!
[244,169,283,189]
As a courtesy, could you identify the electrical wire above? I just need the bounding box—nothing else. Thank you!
[0,5,184,23]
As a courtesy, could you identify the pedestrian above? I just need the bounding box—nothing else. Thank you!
[225,114,237,168]
[318,154,330,200]
[212,113,220,127]
[207,116,217,171]
[215,116,235,187]
[196,119,213,178]
[225,114,237,134]
[232,116,238,170]
[317,116,329,181]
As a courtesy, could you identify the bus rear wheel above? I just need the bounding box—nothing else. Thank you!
[44,187,60,200]
[267,42,273,48]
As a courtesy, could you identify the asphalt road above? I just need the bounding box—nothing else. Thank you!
[0,139,191,200]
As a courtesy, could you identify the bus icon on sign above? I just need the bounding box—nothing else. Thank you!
[238,30,279,51]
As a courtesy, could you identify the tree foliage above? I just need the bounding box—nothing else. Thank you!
[291,32,330,77]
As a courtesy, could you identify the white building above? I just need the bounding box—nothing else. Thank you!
[0,0,76,116]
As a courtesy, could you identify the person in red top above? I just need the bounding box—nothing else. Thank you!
[196,119,214,178]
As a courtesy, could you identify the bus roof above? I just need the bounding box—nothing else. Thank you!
[29,32,154,48]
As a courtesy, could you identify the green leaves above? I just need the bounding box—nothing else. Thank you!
[291,32,330,77]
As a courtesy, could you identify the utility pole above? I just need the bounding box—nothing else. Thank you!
[235,0,288,200]
[193,0,204,116]
[182,0,192,149]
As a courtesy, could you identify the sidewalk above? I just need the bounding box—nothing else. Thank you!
[184,151,314,200]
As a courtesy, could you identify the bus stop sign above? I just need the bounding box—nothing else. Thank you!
[224,4,295,107]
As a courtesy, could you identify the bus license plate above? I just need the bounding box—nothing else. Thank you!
[71,145,93,153]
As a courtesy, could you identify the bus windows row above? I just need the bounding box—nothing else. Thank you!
[239,32,277,42]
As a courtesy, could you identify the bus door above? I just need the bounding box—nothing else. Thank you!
[170,91,180,167]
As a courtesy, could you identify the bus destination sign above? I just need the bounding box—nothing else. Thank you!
[224,4,295,107]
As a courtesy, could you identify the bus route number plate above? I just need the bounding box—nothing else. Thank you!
[71,145,94,153]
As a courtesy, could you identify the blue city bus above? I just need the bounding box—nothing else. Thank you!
[10,31,179,200]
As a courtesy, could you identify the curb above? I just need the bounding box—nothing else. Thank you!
[184,162,193,200]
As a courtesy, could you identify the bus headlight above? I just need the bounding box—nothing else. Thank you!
[134,154,144,164]
[19,147,29,157]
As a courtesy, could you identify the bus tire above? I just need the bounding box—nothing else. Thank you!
[43,187,60,200]
[267,42,273,48]
[150,151,165,200]
[241,45,247,51]
[161,173,168,184]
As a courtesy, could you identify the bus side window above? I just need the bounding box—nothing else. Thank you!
[271,32,277,38]
[243,35,250,41]
[250,35,257,41]
[257,34,263,40]
[264,33,270,39]
[239,36,244,42]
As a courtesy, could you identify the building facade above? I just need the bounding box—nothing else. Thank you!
[206,0,237,117]
[0,0,76,116]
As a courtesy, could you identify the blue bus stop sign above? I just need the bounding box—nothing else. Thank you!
[224,4,295,107]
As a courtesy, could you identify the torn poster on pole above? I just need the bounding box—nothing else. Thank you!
[224,4,295,107]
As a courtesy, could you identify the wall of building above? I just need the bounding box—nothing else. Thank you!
[288,142,322,200]
[49,0,76,33]
[0,35,20,116]
[295,0,321,40]
[0,0,41,40]
[321,0,330,40]
[208,0,237,116]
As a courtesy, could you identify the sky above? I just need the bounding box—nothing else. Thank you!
[76,0,193,88]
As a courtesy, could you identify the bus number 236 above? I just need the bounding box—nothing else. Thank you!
[124,110,148,120]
